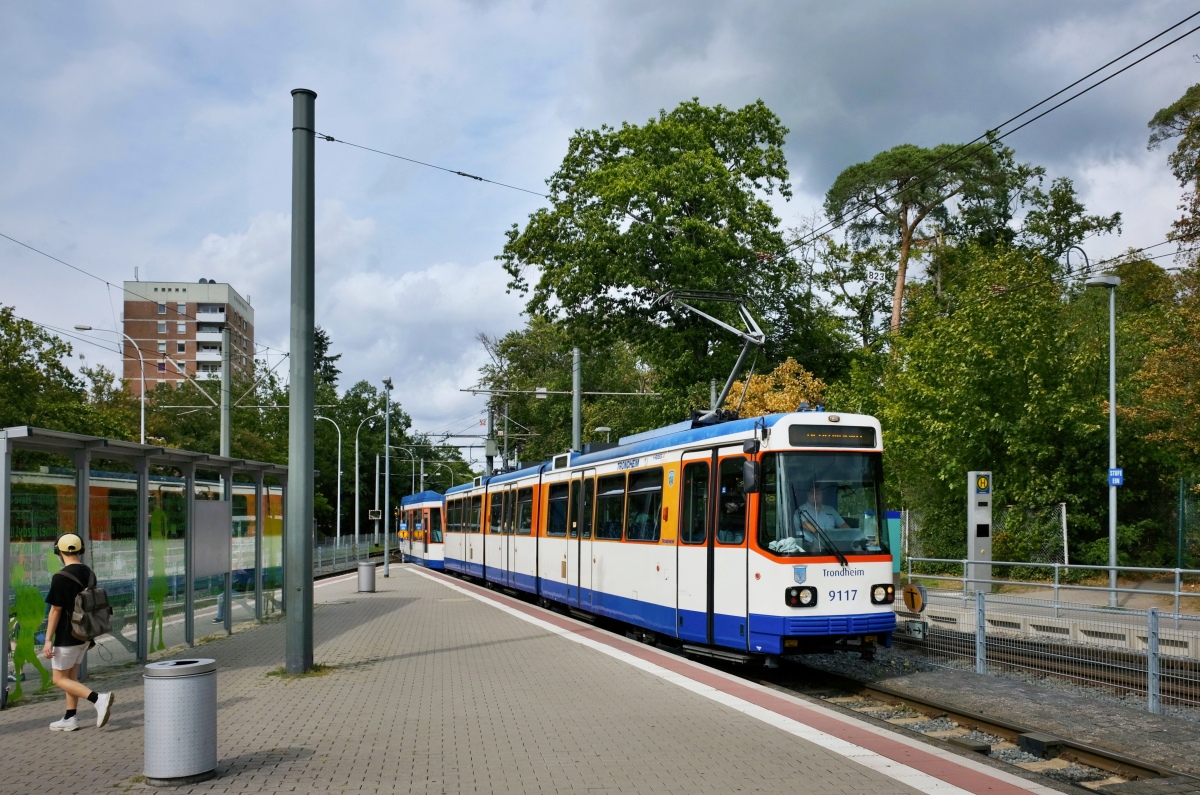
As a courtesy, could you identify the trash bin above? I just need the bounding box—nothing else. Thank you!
[144,659,218,786]
[358,561,376,593]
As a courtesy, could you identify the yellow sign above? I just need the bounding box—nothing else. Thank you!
[976,475,990,492]
[902,583,927,613]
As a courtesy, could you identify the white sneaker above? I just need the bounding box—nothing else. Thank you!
[95,692,114,728]
[49,716,79,731]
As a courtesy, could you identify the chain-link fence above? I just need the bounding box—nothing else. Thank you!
[895,589,1200,716]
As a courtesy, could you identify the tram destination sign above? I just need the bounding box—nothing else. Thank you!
[789,425,876,448]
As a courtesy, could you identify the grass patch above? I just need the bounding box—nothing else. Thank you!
[265,663,336,679]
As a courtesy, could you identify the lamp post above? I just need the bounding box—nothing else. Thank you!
[429,461,455,489]
[1086,272,1121,607]
[383,378,393,577]
[315,416,342,546]
[393,445,418,494]
[354,414,382,549]
[76,325,145,444]
[594,426,612,443]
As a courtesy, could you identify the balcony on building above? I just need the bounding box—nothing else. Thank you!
[196,365,221,380]
[195,304,226,324]
[196,346,223,363]
[195,328,223,344]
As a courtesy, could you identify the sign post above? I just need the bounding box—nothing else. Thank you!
[967,471,993,593]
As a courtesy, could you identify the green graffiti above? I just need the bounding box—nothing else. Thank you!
[150,506,170,651]
[7,562,52,701]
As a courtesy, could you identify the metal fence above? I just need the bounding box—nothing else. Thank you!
[312,540,379,577]
[895,588,1200,715]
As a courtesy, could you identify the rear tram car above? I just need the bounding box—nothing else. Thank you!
[399,491,445,570]
[441,408,895,662]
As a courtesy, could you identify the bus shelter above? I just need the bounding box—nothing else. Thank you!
[1,426,287,708]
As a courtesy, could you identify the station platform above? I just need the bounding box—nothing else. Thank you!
[0,564,1120,795]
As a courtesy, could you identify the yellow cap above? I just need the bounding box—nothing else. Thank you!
[55,533,84,554]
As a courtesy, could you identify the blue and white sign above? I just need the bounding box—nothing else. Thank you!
[1108,468,1124,487]
[399,522,408,530]
[793,566,807,585]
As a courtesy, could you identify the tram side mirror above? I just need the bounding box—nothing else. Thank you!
[742,459,761,494]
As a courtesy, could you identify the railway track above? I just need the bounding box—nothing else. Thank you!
[757,659,1200,791]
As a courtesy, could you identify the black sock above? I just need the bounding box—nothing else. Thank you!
[86,692,98,704]
[64,710,77,719]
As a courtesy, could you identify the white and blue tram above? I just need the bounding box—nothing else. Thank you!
[441,408,895,661]
[399,490,445,570]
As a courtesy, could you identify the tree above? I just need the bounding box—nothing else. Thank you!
[499,99,798,397]
[314,326,342,388]
[1148,83,1200,244]
[474,318,667,462]
[825,142,1001,333]
[723,358,825,417]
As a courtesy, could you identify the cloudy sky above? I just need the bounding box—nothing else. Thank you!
[2,1,1197,460]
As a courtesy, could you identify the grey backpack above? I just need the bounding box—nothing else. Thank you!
[59,569,113,641]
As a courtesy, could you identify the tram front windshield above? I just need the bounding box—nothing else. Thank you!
[757,452,888,557]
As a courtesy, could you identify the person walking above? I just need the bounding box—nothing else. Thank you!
[41,533,113,731]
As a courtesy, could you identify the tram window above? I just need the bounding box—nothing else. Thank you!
[547,483,569,537]
[447,499,459,534]
[489,494,503,534]
[515,488,533,535]
[471,495,482,533]
[568,481,580,538]
[625,468,663,542]
[681,462,709,545]
[503,489,515,534]
[595,474,625,540]
[717,457,746,545]
[580,479,594,539]
[430,507,442,542]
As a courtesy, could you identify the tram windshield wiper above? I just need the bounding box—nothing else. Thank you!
[797,507,850,567]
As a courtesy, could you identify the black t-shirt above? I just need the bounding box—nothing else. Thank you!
[45,562,91,647]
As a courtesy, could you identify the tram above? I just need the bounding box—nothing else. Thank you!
[441,408,895,662]
[399,490,445,570]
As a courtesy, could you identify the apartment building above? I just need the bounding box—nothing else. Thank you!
[121,279,255,395]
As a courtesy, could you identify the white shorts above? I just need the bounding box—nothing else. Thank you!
[50,643,88,671]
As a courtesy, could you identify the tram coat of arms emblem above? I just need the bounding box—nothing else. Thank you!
[793,566,807,585]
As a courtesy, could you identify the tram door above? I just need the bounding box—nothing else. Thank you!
[677,447,748,647]
[567,471,594,608]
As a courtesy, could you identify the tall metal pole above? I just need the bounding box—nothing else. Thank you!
[572,347,582,452]
[220,327,231,458]
[316,416,342,546]
[710,378,718,411]
[1108,283,1118,606]
[374,454,380,544]
[486,405,495,475]
[383,378,392,577]
[285,87,316,674]
[503,402,509,471]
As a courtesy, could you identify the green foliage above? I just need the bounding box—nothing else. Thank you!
[1148,83,1200,244]
[499,98,822,399]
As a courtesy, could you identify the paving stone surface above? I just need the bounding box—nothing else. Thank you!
[0,565,984,795]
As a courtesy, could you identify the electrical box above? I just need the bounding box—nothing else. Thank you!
[967,471,993,592]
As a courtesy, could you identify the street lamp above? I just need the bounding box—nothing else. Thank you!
[392,445,418,494]
[1086,272,1121,607]
[76,325,145,444]
[354,414,382,549]
[315,416,343,547]
[429,461,456,488]
[383,378,393,577]
[594,426,612,443]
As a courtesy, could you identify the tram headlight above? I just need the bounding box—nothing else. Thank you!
[871,584,895,604]
[785,586,818,608]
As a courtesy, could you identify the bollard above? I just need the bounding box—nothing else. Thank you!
[144,659,217,786]
[358,561,376,593]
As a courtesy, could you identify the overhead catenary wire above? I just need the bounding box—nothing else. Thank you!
[0,230,290,358]
[781,11,1200,258]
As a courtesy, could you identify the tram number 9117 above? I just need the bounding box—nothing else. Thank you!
[828,589,858,602]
